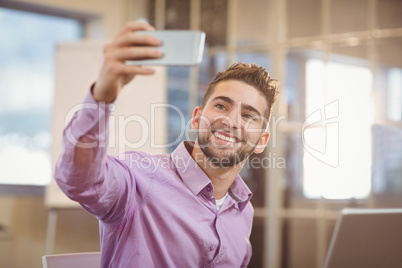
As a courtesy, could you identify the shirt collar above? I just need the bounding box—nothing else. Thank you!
[171,141,211,196]
[171,141,253,212]
[228,175,253,212]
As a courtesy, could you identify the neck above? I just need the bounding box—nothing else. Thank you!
[190,140,245,199]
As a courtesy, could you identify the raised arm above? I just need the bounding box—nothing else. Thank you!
[55,21,162,223]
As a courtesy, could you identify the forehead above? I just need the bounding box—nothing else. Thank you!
[207,80,267,113]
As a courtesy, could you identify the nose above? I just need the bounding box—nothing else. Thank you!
[222,104,242,129]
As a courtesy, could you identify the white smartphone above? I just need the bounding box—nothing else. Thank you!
[126,30,206,66]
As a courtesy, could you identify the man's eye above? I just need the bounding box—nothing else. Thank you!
[216,104,226,110]
[243,114,255,120]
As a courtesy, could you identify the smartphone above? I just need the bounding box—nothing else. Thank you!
[126,30,206,66]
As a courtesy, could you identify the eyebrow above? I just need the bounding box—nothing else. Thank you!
[211,96,262,117]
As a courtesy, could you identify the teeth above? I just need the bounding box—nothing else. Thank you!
[214,132,236,143]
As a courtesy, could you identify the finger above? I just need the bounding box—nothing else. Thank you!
[107,47,163,61]
[112,33,162,48]
[114,62,156,75]
[118,21,155,35]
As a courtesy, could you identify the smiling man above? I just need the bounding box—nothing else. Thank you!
[55,21,279,268]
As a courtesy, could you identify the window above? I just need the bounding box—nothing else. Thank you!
[0,8,82,185]
[303,59,373,199]
[387,68,402,121]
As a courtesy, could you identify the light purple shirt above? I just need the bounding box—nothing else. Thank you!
[55,91,254,267]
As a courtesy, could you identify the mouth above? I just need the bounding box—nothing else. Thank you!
[212,130,241,144]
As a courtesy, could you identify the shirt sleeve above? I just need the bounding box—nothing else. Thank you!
[54,88,138,224]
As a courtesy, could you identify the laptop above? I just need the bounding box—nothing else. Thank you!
[323,208,402,268]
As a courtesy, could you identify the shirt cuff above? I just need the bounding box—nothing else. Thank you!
[66,84,114,147]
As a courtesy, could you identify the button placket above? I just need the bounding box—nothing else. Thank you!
[211,215,223,264]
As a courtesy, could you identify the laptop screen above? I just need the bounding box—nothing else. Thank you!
[323,208,402,268]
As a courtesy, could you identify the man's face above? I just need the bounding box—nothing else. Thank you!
[192,80,270,167]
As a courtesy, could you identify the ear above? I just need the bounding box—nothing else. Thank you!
[192,106,202,129]
[254,131,270,154]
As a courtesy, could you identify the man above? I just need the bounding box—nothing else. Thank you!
[55,21,279,267]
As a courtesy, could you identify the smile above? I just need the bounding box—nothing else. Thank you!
[213,131,240,143]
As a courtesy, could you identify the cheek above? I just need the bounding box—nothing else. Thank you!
[243,124,264,141]
[196,114,213,131]
[245,132,260,143]
[202,111,223,126]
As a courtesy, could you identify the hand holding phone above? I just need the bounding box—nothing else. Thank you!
[93,22,163,103]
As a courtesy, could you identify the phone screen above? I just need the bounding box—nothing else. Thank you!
[126,30,206,66]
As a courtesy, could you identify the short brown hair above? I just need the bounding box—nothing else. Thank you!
[200,62,279,126]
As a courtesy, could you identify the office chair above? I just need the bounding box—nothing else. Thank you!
[42,252,101,268]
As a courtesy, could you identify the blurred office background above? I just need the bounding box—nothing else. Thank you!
[0,0,401,267]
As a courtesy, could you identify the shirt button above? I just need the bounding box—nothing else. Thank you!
[209,245,215,251]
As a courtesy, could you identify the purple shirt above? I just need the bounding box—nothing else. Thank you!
[55,91,254,267]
